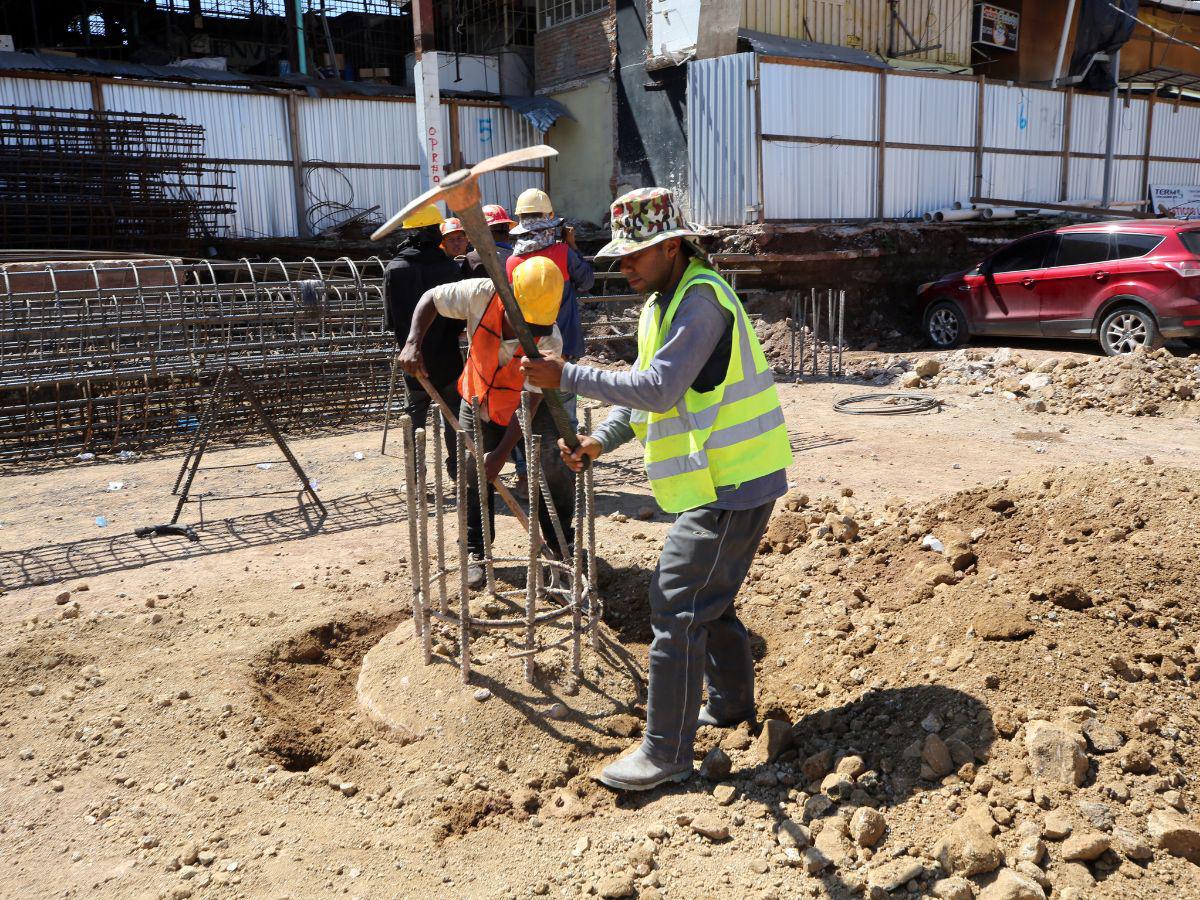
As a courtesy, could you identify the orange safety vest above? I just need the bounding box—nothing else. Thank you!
[457,293,524,426]
[505,241,569,282]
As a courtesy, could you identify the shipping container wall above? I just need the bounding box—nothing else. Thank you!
[688,58,1200,226]
[742,0,973,68]
[0,74,545,238]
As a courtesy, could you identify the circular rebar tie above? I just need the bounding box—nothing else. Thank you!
[833,392,942,416]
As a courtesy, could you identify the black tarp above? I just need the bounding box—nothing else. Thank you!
[1069,0,1139,90]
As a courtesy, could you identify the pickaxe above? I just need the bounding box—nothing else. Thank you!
[371,145,580,450]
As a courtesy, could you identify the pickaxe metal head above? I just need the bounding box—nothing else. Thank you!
[372,144,581,450]
[371,145,558,242]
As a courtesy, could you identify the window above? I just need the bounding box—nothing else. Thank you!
[988,234,1055,274]
[537,0,607,28]
[1114,233,1164,259]
[1180,231,1200,256]
[1050,233,1113,268]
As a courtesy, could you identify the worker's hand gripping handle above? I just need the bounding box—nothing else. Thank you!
[456,203,581,451]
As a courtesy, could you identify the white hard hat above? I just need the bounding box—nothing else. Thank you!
[515,188,554,217]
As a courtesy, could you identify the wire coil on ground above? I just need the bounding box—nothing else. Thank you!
[833,392,942,415]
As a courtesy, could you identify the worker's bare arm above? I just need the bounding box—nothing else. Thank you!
[520,354,565,389]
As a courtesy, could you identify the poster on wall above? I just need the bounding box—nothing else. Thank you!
[974,3,1020,51]
[1151,185,1200,220]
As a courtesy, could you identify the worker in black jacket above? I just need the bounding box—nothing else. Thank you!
[383,204,466,478]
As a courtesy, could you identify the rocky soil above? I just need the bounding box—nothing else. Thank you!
[2,377,1200,898]
[852,347,1200,418]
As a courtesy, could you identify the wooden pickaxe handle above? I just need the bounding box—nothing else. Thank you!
[414,372,532,534]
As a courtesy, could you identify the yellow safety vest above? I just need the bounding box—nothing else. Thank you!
[630,260,792,513]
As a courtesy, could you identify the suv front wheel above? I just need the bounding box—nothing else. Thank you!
[924,301,968,350]
[1099,306,1160,356]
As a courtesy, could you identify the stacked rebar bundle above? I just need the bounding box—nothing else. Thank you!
[0,106,235,252]
[398,404,598,684]
[0,257,390,461]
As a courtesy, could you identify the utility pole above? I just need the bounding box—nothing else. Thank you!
[1101,49,1122,208]
[413,0,444,190]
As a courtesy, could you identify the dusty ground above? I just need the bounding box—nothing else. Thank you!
[3,342,1200,899]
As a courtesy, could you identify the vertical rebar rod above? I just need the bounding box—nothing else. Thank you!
[525,434,542,684]
[414,427,433,665]
[471,398,496,595]
[380,350,400,454]
[827,288,834,378]
[798,291,806,379]
[584,407,599,650]
[811,287,820,377]
[431,410,448,613]
[525,392,569,561]
[457,433,470,683]
[789,291,797,380]
[400,415,424,644]
[838,290,845,376]
[571,455,584,676]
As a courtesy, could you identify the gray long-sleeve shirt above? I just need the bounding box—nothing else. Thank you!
[561,282,787,511]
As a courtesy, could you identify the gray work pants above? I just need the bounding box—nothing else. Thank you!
[642,501,775,765]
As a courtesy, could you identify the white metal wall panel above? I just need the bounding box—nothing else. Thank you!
[297,96,420,166]
[886,73,974,146]
[457,104,540,163]
[1150,103,1200,159]
[0,76,92,110]
[884,148,973,218]
[984,84,1063,152]
[102,83,290,161]
[760,63,877,140]
[1070,93,1146,156]
[228,164,297,238]
[1147,161,1200,191]
[981,153,1059,203]
[688,53,759,226]
[321,167,423,230]
[1066,157,1143,205]
[476,170,546,210]
[763,143,876,219]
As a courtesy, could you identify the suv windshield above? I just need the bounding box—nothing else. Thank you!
[1180,230,1200,256]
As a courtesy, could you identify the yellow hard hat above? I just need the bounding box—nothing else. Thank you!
[512,256,564,327]
[514,188,554,217]
[400,204,444,230]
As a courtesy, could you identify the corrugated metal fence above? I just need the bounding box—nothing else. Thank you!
[688,53,1200,226]
[0,73,546,239]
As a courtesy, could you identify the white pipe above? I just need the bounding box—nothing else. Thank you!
[934,207,982,222]
[979,206,1017,220]
[1052,0,1078,88]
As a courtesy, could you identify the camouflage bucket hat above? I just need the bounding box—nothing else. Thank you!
[596,187,701,259]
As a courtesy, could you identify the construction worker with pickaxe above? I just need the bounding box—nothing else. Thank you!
[398,256,576,588]
[522,187,793,791]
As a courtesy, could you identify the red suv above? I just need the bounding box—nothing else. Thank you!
[917,220,1200,355]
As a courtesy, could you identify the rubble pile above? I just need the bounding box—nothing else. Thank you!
[715,464,1200,897]
[852,347,1200,417]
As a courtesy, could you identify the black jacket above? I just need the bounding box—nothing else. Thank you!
[384,242,466,390]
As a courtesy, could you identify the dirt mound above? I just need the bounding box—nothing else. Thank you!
[852,346,1200,416]
[733,463,1200,896]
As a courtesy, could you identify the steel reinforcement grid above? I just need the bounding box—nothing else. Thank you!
[0,257,391,462]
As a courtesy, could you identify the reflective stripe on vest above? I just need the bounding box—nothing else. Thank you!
[630,261,792,513]
[457,293,524,426]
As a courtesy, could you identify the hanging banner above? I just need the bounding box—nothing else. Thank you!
[1150,185,1200,220]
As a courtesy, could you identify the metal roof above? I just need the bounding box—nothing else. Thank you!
[737,29,888,69]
